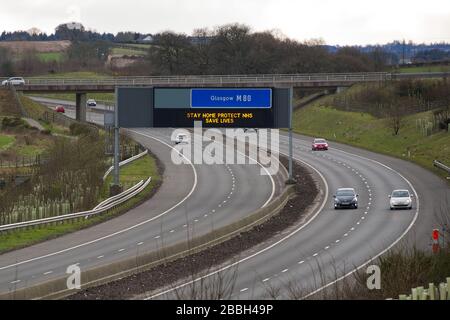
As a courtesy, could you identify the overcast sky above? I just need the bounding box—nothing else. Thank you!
[1,0,450,45]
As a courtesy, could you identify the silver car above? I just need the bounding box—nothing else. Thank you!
[1,77,25,86]
[389,189,413,210]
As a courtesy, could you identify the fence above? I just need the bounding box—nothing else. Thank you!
[0,177,151,233]
[398,277,450,300]
[0,155,45,169]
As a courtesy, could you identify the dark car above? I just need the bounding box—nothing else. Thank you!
[312,138,329,151]
[334,188,358,209]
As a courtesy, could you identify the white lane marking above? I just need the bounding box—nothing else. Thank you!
[351,227,355,231]
[10,280,20,284]
[197,130,276,209]
[240,288,248,293]
[0,131,199,272]
[300,139,420,299]
[137,242,144,246]
[170,230,175,233]
[43,271,53,275]
[97,255,104,259]
[262,278,270,282]
[324,246,330,250]
[344,233,348,237]
[298,260,305,264]
[335,240,340,243]
[183,224,187,228]
[313,253,318,257]
[118,249,125,252]
[282,269,289,273]
[147,155,329,300]
[154,236,161,239]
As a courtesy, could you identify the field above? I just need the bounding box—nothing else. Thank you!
[293,103,450,178]
[396,64,450,73]
[0,40,71,53]
[111,47,146,56]
[37,52,65,62]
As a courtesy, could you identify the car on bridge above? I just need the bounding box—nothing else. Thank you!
[334,188,359,209]
[389,189,413,210]
[1,77,25,86]
[312,138,329,151]
[87,99,97,107]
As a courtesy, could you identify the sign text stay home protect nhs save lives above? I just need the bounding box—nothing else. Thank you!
[191,89,272,109]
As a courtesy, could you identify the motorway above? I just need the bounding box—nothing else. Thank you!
[150,132,448,299]
[0,100,283,294]
[1,97,448,299]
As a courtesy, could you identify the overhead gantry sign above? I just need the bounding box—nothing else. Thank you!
[116,87,291,128]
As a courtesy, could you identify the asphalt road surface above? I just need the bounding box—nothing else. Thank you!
[149,132,448,299]
[3,97,448,299]
[0,99,281,294]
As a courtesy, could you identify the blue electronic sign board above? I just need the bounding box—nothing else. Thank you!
[191,89,272,109]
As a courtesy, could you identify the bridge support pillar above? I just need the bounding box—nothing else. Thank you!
[76,93,87,122]
[336,87,348,94]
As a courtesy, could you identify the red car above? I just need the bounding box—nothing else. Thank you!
[312,138,329,151]
[55,105,65,113]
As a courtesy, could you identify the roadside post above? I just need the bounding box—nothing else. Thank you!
[432,228,440,253]
[287,87,296,184]
[110,87,123,196]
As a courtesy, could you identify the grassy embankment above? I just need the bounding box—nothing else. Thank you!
[0,153,161,254]
[0,94,161,253]
[293,90,450,180]
[0,135,15,150]
[0,90,54,158]
[292,85,450,299]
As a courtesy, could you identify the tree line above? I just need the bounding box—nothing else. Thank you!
[143,24,391,76]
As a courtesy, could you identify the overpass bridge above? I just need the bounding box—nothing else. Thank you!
[4,71,449,122]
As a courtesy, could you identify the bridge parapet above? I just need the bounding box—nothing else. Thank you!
[2,72,448,93]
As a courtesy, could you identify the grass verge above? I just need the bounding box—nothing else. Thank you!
[0,153,162,254]
[0,135,15,150]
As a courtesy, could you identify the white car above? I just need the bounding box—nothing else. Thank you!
[1,77,25,86]
[174,133,189,145]
[389,189,413,210]
[87,99,97,107]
